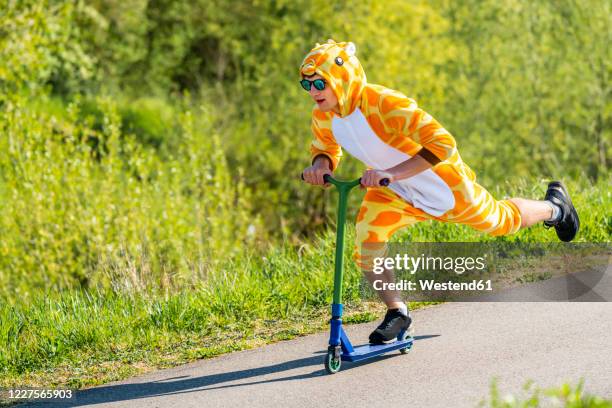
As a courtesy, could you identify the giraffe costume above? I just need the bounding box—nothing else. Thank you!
[300,40,522,269]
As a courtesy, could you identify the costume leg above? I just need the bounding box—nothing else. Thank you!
[439,178,522,236]
[353,187,428,305]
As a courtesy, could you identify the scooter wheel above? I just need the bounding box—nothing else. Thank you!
[324,350,342,374]
[399,344,412,354]
[399,333,413,354]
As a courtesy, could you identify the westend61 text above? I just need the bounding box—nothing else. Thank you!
[372,279,493,292]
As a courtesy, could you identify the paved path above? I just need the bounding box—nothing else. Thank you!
[26,299,612,407]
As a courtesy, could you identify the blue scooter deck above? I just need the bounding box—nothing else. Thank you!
[341,337,413,362]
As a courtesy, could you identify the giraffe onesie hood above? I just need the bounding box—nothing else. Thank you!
[300,40,522,269]
[300,40,366,118]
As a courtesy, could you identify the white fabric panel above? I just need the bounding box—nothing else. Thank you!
[331,108,455,216]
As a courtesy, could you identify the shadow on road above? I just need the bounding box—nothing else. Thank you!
[25,335,440,407]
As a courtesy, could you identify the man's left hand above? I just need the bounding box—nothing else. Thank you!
[360,169,394,188]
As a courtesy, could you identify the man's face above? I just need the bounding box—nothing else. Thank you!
[304,74,339,113]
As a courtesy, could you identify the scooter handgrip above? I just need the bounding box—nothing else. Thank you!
[380,178,390,186]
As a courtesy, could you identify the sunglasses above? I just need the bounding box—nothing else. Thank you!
[300,78,326,91]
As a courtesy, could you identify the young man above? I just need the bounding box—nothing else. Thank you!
[300,40,579,344]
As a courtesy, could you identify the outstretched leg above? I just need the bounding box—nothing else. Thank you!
[439,178,579,241]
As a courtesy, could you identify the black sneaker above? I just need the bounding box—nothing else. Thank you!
[369,309,412,344]
[543,181,579,242]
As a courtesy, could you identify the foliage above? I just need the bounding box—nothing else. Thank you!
[436,0,611,183]
[0,1,93,100]
[0,94,257,297]
[3,0,609,234]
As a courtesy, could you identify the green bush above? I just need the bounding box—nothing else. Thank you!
[0,95,258,298]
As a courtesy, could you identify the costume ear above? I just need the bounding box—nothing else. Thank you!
[345,42,356,57]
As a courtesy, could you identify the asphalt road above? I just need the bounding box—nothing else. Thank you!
[25,297,612,408]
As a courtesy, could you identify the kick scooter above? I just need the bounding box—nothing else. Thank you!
[302,174,413,374]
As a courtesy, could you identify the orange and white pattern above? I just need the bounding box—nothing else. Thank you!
[300,40,522,270]
[354,184,521,269]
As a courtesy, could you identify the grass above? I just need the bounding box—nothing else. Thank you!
[0,288,428,393]
[479,379,612,407]
[0,223,430,391]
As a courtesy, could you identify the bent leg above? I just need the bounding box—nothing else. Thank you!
[353,187,428,307]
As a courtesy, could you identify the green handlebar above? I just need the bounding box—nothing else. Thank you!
[322,174,362,189]
[300,173,390,187]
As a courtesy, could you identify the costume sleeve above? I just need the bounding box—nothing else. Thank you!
[382,95,457,163]
[310,108,342,171]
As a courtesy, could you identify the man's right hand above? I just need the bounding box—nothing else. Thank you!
[302,156,333,187]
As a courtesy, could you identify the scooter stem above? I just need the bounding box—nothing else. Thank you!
[323,175,361,305]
